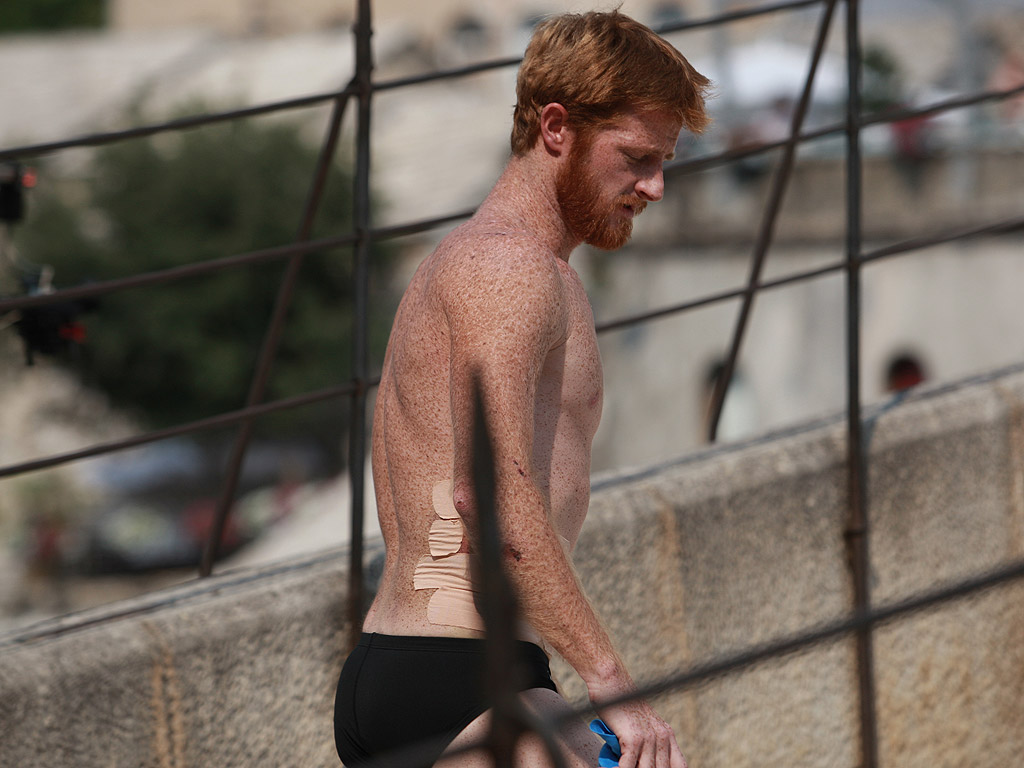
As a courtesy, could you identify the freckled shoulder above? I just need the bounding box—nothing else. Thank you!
[430,228,571,348]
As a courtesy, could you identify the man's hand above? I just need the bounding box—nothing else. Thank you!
[592,687,687,768]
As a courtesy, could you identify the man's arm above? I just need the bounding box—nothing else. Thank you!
[439,243,685,768]
[441,242,607,664]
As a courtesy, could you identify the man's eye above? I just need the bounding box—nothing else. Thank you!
[625,151,662,167]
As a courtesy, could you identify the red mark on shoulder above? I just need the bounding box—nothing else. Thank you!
[505,544,523,562]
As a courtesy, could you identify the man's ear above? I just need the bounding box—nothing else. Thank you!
[539,103,571,157]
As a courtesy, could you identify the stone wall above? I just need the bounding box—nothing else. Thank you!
[565,364,1024,767]
[2,366,1023,767]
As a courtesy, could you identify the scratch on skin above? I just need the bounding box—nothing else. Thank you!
[512,459,527,477]
[506,544,523,562]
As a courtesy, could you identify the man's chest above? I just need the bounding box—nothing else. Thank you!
[536,295,603,438]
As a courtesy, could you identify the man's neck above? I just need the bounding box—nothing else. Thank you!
[476,152,579,262]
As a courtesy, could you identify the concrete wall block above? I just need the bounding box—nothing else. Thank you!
[993,372,1024,559]
[568,427,859,768]
[874,581,1024,768]
[557,372,1024,768]
[0,556,350,768]
[865,381,1017,603]
[0,621,156,766]
[684,639,859,768]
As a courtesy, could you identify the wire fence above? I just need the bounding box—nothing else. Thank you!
[2,0,1023,766]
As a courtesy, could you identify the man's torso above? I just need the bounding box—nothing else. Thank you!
[363,220,602,638]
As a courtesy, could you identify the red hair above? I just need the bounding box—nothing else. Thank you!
[511,10,712,155]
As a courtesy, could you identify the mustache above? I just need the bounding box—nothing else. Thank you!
[619,195,647,216]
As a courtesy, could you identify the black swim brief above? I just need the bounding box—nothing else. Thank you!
[334,633,558,768]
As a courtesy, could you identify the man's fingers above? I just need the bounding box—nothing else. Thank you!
[596,702,683,768]
[617,741,639,768]
[655,728,671,768]
[637,738,656,768]
[668,735,688,768]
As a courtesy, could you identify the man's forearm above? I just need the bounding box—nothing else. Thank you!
[495,486,635,697]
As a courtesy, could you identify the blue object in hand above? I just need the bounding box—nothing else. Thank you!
[589,719,622,767]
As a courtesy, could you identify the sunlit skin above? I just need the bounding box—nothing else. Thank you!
[364,105,687,768]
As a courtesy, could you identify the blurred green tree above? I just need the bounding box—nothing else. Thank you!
[0,0,104,32]
[12,116,396,468]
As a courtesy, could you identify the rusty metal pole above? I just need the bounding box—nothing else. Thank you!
[471,387,522,768]
[345,0,374,652]
[198,89,355,578]
[707,0,838,442]
[470,384,568,768]
[843,1,879,766]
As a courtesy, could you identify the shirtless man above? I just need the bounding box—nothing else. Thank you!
[334,11,710,768]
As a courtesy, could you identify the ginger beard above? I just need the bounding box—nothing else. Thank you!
[555,129,647,251]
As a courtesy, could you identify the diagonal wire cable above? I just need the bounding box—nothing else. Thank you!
[0,382,358,481]
[584,556,1024,716]
[0,86,356,163]
[595,213,1024,335]
[199,79,357,577]
[706,0,840,442]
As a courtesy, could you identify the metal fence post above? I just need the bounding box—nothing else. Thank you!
[346,0,374,652]
[843,1,880,766]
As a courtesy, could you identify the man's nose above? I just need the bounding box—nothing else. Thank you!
[635,168,665,202]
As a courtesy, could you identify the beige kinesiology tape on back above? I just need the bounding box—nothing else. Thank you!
[413,479,485,631]
[413,478,573,634]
